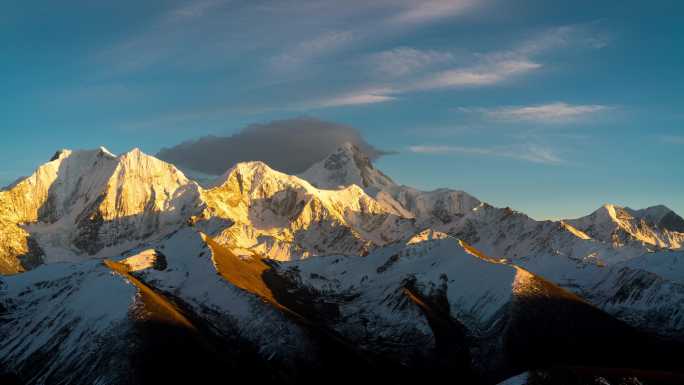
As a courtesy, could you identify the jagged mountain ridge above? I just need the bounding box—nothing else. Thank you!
[1,144,683,333]
[0,144,491,272]
[2,143,684,384]
[301,143,684,251]
[197,160,417,260]
[6,143,681,276]
[0,146,409,273]
[0,147,201,273]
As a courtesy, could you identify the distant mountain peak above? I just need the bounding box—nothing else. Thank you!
[593,203,681,229]
[626,204,674,224]
[299,142,395,192]
[567,203,684,249]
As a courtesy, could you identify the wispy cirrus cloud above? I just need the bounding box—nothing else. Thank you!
[369,47,456,77]
[308,58,541,108]
[309,90,397,108]
[516,24,610,54]
[408,144,564,165]
[90,3,610,116]
[410,59,541,90]
[389,0,476,25]
[459,102,611,123]
[268,1,480,72]
[271,30,356,71]
[309,23,608,109]
[97,0,485,78]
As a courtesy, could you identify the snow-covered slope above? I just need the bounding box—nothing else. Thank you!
[0,234,305,384]
[0,259,137,384]
[5,229,680,384]
[579,249,684,336]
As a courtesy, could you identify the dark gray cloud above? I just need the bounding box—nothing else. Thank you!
[157,117,389,175]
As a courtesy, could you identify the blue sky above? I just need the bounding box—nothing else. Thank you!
[2,0,682,219]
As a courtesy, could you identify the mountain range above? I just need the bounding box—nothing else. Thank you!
[1,143,683,384]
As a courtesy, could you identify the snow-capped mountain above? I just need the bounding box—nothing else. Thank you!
[300,142,482,224]
[197,160,416,260]
[298,144,684,336]
[1,143,684,384]
[298,142,396,193]
[0,147,201,274]
[566,203,684,250]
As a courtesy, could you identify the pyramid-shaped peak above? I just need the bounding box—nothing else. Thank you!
[591,203,678,225]
[340,141,374,159]
[586,203,633,222]
[299,142,395,192]
[209,160,286,189]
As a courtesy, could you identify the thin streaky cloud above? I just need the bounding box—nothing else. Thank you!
[98,0,485,77]
[390,0,476,25]
[308,92,397,108]
[271,30,356,71]
[410,60,541,90]
[408,144,564,165]
[312,58,541,109]
[515,24,610,56]
[460,102,610,123]
[268,0,479,72]
[369,47,455,77]
[348,27,582,103]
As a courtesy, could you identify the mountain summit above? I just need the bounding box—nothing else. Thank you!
[0,147,201,273]
[300,143,481,223]
[299,142,396,193]
[566,203,684,250]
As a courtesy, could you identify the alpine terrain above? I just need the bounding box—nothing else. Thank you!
[1,144,683,385]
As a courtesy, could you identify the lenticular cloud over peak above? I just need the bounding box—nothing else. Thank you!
[157,117,390,175]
